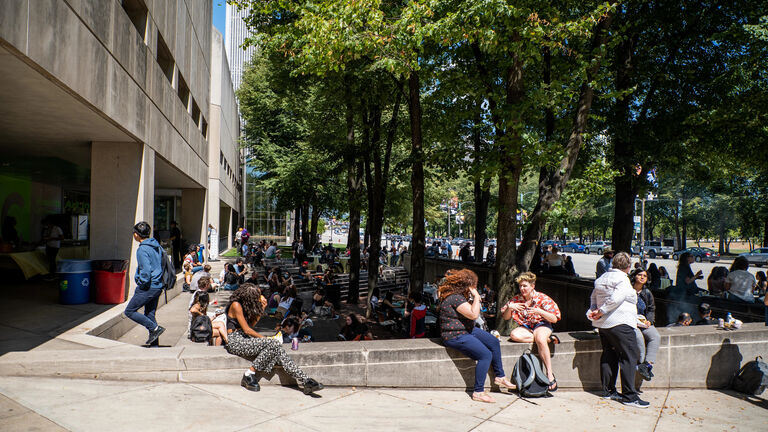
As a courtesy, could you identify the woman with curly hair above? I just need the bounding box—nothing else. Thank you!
[225,283,323,395]
[438,269,514,403]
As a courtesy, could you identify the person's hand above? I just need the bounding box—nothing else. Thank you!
[505,302,525,312]
[469,287,480,298]
[587,309,602,320]
[638,321,650,329]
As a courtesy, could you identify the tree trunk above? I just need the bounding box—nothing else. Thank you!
[345,93,363,304]
[612,175,636,253]
[309,203,320,250]
[763,216,768,247]
[293,207,302,243]
[408,72,425,294]
[474,180,490,262]
[300,202,310,249]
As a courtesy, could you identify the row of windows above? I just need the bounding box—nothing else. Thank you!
[220,151,242,189]
[121,0,208,140]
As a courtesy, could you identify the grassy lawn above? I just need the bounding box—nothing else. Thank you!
[220,248,238,257]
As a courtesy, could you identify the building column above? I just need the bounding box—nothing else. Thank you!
[207,180,220,259]
[181,188,207,258]
[90,142,154,297]
[227,207,233,249]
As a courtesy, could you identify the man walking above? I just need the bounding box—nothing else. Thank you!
[588,252,649,408]
[125,221,165,346]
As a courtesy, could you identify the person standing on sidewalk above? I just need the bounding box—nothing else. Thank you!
[42,217,63,280]
[588,252,649,408]
[169,221,181,269]
[125,221,165,346]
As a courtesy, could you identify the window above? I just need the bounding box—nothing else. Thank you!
[177,74,190,110]
[156,33,174,84]
[191,100,201,126]
[122,0,148,42]
[201,118,208,139]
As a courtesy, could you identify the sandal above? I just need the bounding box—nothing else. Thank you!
[472,392,496,403]
[548,377,558,392]
[549,334,561,345]
[494,377,516,391]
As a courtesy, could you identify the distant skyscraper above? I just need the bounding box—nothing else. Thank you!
[225,4,257,91]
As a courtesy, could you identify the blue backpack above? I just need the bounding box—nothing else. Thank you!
[512,351,553,398]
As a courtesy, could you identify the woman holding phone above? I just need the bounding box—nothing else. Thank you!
[502,272,561,391]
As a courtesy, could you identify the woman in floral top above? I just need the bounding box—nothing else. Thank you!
[501,272,561,391]
[439,269,515,403]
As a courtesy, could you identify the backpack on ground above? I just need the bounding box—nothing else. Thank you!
[732,356,768,396]
[512,351,552,398]
[189,314,213,343]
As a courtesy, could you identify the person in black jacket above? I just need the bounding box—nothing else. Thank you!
[630,268,660,381]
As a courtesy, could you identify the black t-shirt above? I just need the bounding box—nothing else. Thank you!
[439,294,474,341]
[170,227,181,248]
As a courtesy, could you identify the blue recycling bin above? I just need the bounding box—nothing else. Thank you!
[58,259,92,305]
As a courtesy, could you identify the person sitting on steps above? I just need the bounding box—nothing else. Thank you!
[501,272,561,391]
[225,283,323,394]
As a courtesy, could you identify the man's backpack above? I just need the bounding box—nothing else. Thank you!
[157,246,176,303]
[189,315,213,343]
[732,356,768,395]
[512,351,552,398]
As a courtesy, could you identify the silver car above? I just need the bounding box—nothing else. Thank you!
[585,241,612,255]
[739,248,768,267]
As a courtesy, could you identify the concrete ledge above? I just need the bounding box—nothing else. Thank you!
[1,323,765,390]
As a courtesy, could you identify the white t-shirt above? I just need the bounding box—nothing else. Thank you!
[726,270,756,302]
[46,226,63,248]
[266,245,277,257]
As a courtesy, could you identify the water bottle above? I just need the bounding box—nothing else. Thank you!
[291,337,299,350]
[726,312,733,324]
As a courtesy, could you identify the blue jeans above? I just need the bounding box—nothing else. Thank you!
[191,266,204,273]
[124,287,162,332]
[443,327,505,392]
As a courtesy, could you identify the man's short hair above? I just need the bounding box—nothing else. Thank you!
[698,303,711,315]
[412,291,423,304]
[198,276,211,291]
[678,312,691,323]
[203,264,211,272]
[612,252,631,270]
[133,221,151,238]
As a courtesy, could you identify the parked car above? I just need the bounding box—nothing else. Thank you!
[542,240,562,249]
[563,242,585,253]
[672,247,720,263]
[631,241,674,259]
[739,248,768,267]
[584,241,612,255]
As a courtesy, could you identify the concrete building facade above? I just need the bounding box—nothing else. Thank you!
[0,0,240,294]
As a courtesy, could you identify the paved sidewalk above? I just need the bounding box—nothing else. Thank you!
[0,376,765,432]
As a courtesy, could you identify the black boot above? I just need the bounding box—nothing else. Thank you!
[241,373,260,392]
[302,378,324,395]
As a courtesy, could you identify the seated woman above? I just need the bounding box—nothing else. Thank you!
[182,262,193,292]
[225,283,323,394]
[189,290,227,346]
[183,245,203,273]
[222,263,240,291]
[276,285,298,319]
[439,269,514,403]
[339,313,373,341]
[630,268,660,381]
[501,272,561,391]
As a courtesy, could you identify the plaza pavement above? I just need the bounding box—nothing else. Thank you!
[0,376,765,432]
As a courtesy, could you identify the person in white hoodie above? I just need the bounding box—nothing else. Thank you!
[587,252,649,409]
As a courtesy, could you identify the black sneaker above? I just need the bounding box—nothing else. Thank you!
[600,391,622,401]
[621,398,650,409]
[303,378,324,395]
[241,374,260,392]
[145,326,165,346]
[637,362,653,381]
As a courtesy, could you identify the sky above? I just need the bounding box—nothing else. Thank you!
[213,1,226,37]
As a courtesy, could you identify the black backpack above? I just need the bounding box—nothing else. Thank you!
[512,351,552,398]
[732,356,768,395]
[189,315,213,343]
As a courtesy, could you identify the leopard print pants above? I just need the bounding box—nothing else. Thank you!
[225,330,309,384]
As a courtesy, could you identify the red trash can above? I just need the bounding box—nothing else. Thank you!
[92,260,128,304]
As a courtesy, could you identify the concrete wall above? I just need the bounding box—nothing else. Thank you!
[0,0,212,188]
[1,324,765,394]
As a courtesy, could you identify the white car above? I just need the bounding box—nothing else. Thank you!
[739,248,768,267]
[584,241,611,255]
